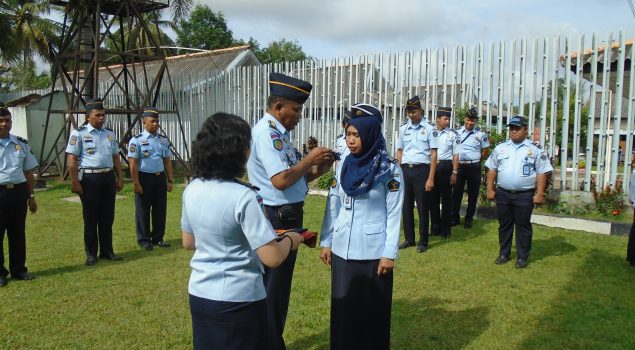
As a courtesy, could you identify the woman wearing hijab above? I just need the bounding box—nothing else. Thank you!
[319,103,404,350]
[181,112,304,350]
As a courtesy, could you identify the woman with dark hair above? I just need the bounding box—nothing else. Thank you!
[319,103,404,350]
[181,112,304,350]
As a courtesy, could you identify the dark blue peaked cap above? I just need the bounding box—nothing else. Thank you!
[269,73,313,104]
[0,107,10,117]
[406,95,422,111]
[143,106,159,118]
[437,106,452,117]
[351,103,383,124]
[507,115,528,127]
[85,98,104,111]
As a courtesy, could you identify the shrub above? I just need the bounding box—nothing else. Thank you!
[591,177,625,216]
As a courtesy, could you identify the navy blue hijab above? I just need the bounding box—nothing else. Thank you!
[340,104,392,196]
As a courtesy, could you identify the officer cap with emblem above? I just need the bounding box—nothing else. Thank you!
[85,98,104,111]
[405,95,422,111]
[437,106,452,118]
[341,110,351,126]
[143,106,159,119]
[465,106,479,120]
[507,115,528,127]
[351,103,383,124]
[0,106,10,117]
[269,72,313,104]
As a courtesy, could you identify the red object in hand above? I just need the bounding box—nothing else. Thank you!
[275,228,318,248]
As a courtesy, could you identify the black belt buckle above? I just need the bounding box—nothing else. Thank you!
[0,184,15,189]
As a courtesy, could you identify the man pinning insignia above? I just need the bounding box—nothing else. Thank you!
[127,107,174,251]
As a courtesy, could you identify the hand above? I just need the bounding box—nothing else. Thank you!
[320,247,332,266]
[316,156,335,175]
[167,181,174,193]
[288,232,303,251]
[133,182,143,195]
[425,178,434,191]
[71,180,83,195]
[116,177,124,192]
[487,188,496,201]
[376,257,394,276]
[533,193,546,205]
[27,197,37,214]
[305,147,335,167]
[450,172,457,185]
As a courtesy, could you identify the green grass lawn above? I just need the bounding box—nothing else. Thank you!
[1,182,634,349]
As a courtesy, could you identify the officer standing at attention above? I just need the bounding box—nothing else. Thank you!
[485,116,552,269]
[430,106,459,239]
[451,107,489,228]
[0,107,38,286]
[127,107,174,251]
[247,72,334,350]
[66,98,124,266]
[396,96,437,253]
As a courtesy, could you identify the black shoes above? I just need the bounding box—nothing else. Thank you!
[464,221,473,229]
[85,256,97,266]
[140,242,154,251]
[451,219,460,227]
[153,240,171,248]
[12,272,36,281]
[100,253,123,261]
[417,244,427,253]
[398,241,416,249]
[495,256,511,265]
[515,259,529,269]
[0,275,7,287]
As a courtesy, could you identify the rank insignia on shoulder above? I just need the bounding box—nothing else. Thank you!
[268,120,277,129]
[432,131,438,137]
[387,179,400,192]
[69,135,77,145]
[16,136,28,143]
[273,139,284,151]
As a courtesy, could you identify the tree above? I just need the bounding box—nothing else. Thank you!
[176,5,234,50]
[0,60,51,91]
[255,39,309,64]
[0,0,19,61]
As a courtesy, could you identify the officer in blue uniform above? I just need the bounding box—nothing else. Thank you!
[247,73,334,350]
[485,116,552,268]
[430,106,459,238]
[452,107,490,228]
[0,107,38,286]
[627,161,635,267]
[396,95,438,253]
[66,98,124,266]
[128,107,174,251]
[182,112,303,350]
[320,103,403,350]
[334,110,351,160]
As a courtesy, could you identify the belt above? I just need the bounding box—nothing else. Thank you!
[438,159,452,163]
[497,187,534,194]
[403,163,427,168]
[140,171,165,176]
[0,183,22,189]
[264,202,304,210]
[459,160,480,164]
[83,168,112,174]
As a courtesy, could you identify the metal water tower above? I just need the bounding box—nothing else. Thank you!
[39,0,190,178]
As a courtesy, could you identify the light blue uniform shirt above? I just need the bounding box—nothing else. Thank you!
[456,126,490,161]
[435,127,460,160]
[630,169,635,206]
[0,134,38,184]
[65,124,120,168]
[397,120,438,164]
[485,139,553,191]
[127,130,172,173]
[320,157,404,260]
[334,134,350,158]
[247,113,307,206]
[181,179,277,302]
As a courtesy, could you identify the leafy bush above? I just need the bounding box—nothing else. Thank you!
[316,170,335,190]
[591,177,625,216]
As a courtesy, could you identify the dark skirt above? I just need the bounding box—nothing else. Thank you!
[628,209,635,265]
[330,254,393,350]
[189,294,267,350]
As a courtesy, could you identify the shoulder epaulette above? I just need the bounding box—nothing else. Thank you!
[158,134,167,138]
[400,121,408,127]
[104,127,113,132]
[16,135,28,143]
[78,125,87,131]
[475,127,481,131]
[233,179,261,191]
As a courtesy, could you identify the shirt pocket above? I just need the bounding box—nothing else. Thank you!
[363,222,385,235]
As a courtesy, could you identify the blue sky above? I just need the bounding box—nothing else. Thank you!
[197,0,634,58]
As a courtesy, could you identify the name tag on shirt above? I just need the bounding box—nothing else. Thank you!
[344,195,352,210]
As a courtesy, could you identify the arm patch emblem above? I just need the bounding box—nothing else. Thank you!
[273,139,284,151]
[388,179,400,192]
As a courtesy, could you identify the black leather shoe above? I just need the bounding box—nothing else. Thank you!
[495,256,511,265]
[515,259,529,269]
[85,256,97,266]
[464,221,473,229]
[140,242,154,251]
[12,272,36,281]
[0,276,7,287]
[451,219,460,227]
[100,253,123,261]
[153,240,171,248]
[398,241,415,249]
[416,244,427,253]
